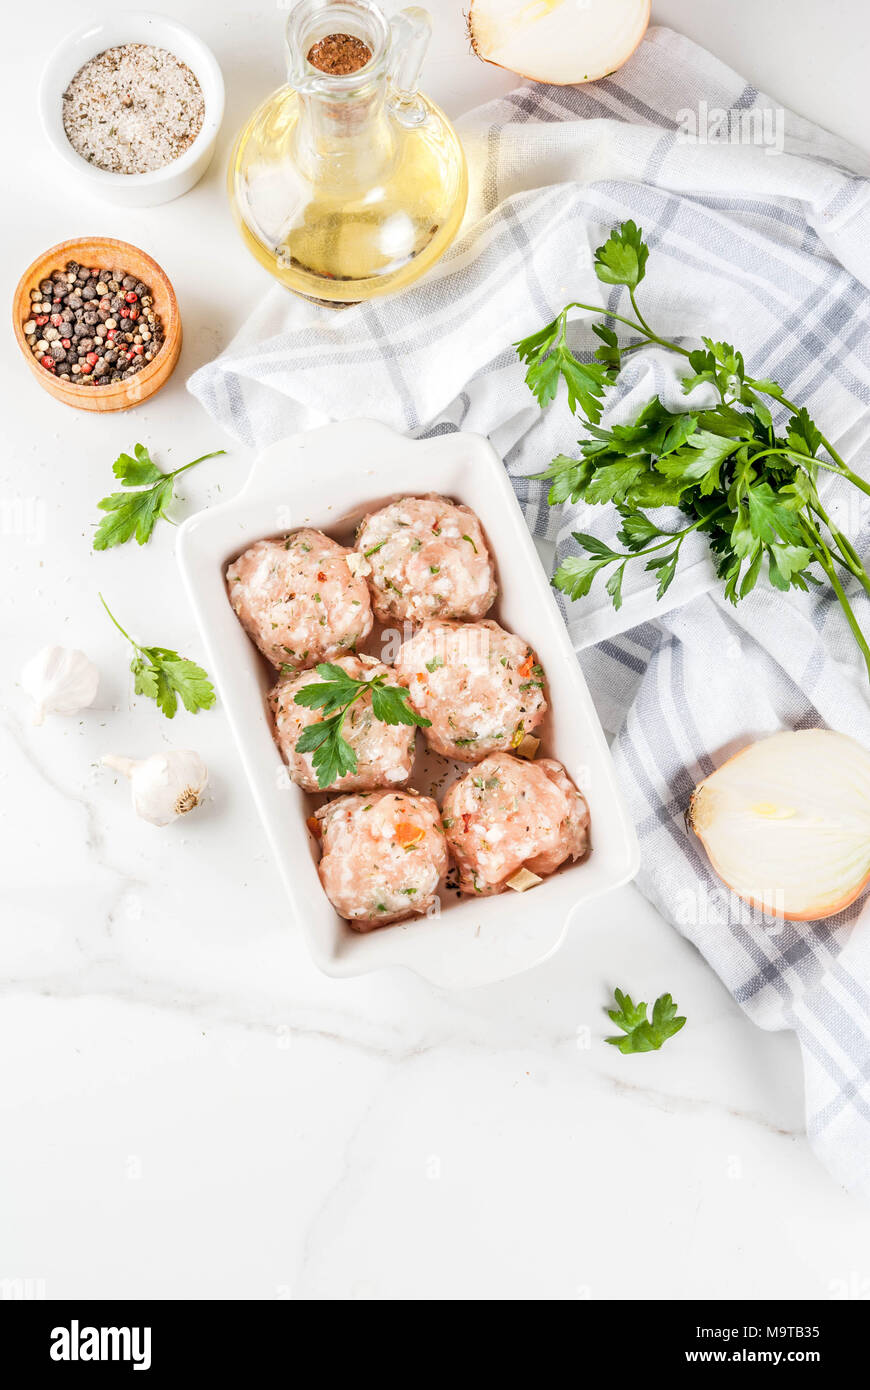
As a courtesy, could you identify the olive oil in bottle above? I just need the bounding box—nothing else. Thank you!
[229,0,468,305]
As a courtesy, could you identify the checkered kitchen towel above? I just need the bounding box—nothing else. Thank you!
[190,27,870,1196]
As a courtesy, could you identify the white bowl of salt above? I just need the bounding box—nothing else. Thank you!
[38,12,225,208]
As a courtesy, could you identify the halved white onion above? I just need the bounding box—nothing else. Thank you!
[468,0,651,86]
[688,729,870,921]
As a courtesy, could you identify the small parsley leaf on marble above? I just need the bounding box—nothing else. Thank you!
[605,988,686,1054]
[93,443,225,550]
[100,594,215,719]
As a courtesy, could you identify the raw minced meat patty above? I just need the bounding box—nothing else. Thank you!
[226,529,372,671]
[270,655,417,793]
[442,753,590,895]
[315,790,448,928]
[354,494,496,625]
[393,618,547,762]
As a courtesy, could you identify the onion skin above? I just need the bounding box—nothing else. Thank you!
[468,0,651,87]
[688,730,870,922]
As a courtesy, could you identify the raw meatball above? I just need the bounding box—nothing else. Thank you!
[227,529,372,671]
[355,494,496,624]
[393,618,547,763]
[270,656,416,793]
[442,753,590,895]
[315,790,449,928]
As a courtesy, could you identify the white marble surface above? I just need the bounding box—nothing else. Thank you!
[3,0,870,1301]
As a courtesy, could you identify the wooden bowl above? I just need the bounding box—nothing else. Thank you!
[12,238,182,412]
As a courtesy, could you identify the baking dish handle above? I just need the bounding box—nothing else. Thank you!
[235,419,412,506]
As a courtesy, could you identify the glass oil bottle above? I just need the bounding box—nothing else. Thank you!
[229,0,468,305]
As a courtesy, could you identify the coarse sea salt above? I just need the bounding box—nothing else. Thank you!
[62,42,205,175]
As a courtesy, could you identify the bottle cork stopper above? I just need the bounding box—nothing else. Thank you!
[307,33,372,75]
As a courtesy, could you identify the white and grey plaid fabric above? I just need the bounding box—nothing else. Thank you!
[189,27,870,1195]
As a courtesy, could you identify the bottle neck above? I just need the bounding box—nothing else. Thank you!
[292,79,396,187]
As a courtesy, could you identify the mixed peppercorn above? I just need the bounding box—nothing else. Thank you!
[22,261,165,386]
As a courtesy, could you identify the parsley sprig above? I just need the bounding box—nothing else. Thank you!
[294,662,431,789]
[94,443,226,550]
[606,987,686,1054]
[100,594,215,719]
[516,221,870,680]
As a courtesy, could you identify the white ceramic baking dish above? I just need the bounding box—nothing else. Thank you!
[177,421,639,988]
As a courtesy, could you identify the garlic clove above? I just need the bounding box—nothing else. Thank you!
[21,646,99,725]
[514,734,541,761]
[345,551,372,580]
[102,749,209,827]
[506,867,543,892]
[688,729,870,921]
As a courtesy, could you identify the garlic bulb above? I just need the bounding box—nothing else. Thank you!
[102,749,208,827]
[21,645,99,725]
[688,729,870,921]
[468,0,650,86]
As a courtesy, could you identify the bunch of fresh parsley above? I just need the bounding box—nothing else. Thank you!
[293,663,430,789]
[516,221,870,680]
[100,595,215,719]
